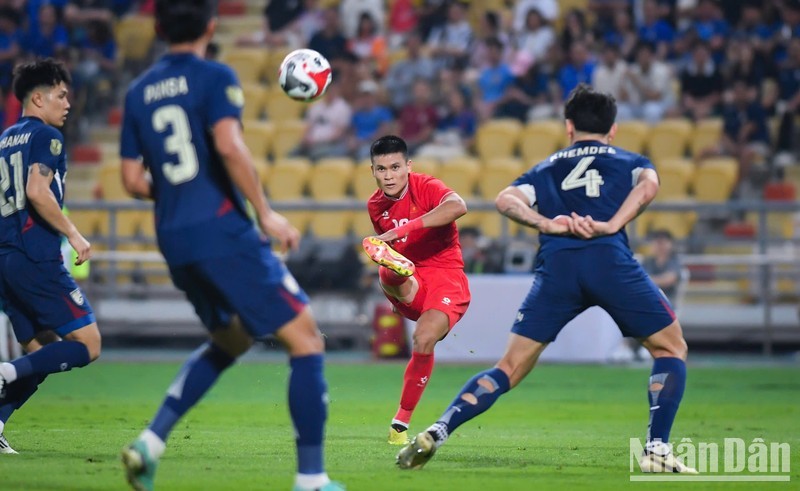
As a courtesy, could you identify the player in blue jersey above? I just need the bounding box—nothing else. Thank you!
[397,85,697,474]
[0,59,102,454]
[117,2,343,490]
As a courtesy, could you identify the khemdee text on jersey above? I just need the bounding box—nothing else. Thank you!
[550,145,616,162]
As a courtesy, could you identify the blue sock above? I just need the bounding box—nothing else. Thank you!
[431,367,510,439]
[148,342,235,442]
[647,357,686,444]
[289,354,327,475]
[0,374,47,423]
[11,341,90,379]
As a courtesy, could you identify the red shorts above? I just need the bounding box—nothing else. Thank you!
[385,266,471,329]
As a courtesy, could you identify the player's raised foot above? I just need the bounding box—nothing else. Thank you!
[0,433,18,454]
[639,441,698,474]
[388,424,410,445]
[362,237,415,277]
[396,431,436,470]
[122,440,158,491]
[292,481,347,491]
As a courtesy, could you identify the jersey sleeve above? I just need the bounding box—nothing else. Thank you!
[29,126,64,171]
[207,65,244,126]
[120,90,141,159]
[510,167,538,206]
[419,175,455,210]
[630,155,656,187]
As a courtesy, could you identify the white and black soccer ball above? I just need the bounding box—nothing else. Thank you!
[278,49,332,102]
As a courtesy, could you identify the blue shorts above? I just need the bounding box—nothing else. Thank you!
[512,245,676,343]
[0,251,95,343]
[169,243,309,339]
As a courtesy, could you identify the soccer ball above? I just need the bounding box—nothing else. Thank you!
[278,49,332,102]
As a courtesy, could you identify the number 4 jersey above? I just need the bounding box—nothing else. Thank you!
[0,116,67,262]
[512,140,656,257]
[121,52,256,266]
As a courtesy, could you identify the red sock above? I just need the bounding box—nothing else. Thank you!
[379,266,407,287]
[394,352,434,426]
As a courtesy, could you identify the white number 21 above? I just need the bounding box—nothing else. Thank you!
[561,156,604,198]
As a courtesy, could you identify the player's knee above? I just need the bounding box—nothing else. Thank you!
[411,331,438,353]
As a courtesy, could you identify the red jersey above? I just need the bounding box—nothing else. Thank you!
[368,172,464,269]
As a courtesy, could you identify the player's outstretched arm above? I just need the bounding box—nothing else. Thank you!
[26,163,91,264]
[213,117,299,252]
[495,186,571,235]
[570,168,660,239]
[376,193,467,242]
[121,158,153,199]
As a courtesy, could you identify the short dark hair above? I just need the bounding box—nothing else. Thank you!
[563,84,616,135]
[650,229,674,241]
[155,0,216,44]
[370,135,408,162]
[12,58,71,103]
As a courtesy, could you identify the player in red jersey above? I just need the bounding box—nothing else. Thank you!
[363,135,470,445]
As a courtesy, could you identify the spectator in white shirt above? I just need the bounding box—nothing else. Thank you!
[513,0,559,32]
[514,8,555,63]
[426,1,472,69]
[621,41,676,123]
[592,43,630,118]
[296,82,353,160]
[339,0,384,38]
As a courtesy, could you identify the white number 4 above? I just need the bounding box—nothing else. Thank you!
[561,156,604,198]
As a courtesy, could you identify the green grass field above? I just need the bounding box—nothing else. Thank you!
[0,360,798,490]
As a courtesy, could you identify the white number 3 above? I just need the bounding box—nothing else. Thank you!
[561,156,604,198]
[153,105,199,185]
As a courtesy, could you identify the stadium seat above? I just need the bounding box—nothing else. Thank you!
[352,160,377,201]
[646,119,692,161]
[271,120,306,159]
[281,211,312,236]
[351,211,376,238]
[689,118,723,158]
[635,211,696,240]
[115,16,156,64]
[437,157,480,197]
[409,157,439,177]
[265,88,306,120]
[475,119,522,161]
[654,158,694,199]
[693,157,738,202]
[613,120,649,154]
[98,163,128,200]
[309,158,356,200]
[479,158,524,200]
[265,47,294,85]
[69,209,105,239]
[242,120,274,160]
[309,211,354,238]
[476,211,520,239]
[520,120,564,165]
[241,83,267,120]
[221,48,268,83]
[267,158,312,200]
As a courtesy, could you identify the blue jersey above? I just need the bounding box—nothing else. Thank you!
[120,52,256,265]
[512,140,655,256]
[0,116,67,262]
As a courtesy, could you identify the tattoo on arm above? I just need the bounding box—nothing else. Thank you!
[499,198,541,229]
[30,164,53,178]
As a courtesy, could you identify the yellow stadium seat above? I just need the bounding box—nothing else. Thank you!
[352,211,377,238]
[520,120,564,165]
[353,161,377,200]
[271,120,306,159]
[241,83,268,120]
[281,211,312,235]
[265,89,306,120]
[115,210,148,238]
[475,119,522,161]
[409,157,439,177]
[613,120,650,154]
[69,209,105,238]
[646,119,692,161]
[98,163,128,200]
[265,47,294,85]
[308,158,356,200]
[476,211,520,239]
[267,158,312,200]
[479,158,524,199]
[222,48,268,83]
[690,118,723,158]
[115,16,156,63]
[636,211,697,240]
[437,157,480,197]
[309,211,353,238]
[654,158,694,199]
[242,120,274,160]
[694,157,739,202]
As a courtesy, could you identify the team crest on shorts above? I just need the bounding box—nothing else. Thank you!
[50,139,62,156]
[69,288,85,306]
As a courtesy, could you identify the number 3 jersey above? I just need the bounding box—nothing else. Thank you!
[511,140,656,257]
[120,52,255,266]
[0,116,67,262]
[367,172,464,269]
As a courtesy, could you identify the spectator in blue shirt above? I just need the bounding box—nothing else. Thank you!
[720,80,770,178]
[476,37,514,120]
[21,4,68,59]
[0,7,21,93]
[558,41,595,100]
[637,0,674,59]
[74,19,117,115]
[349,79,394,160]
[776,37,800,159]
